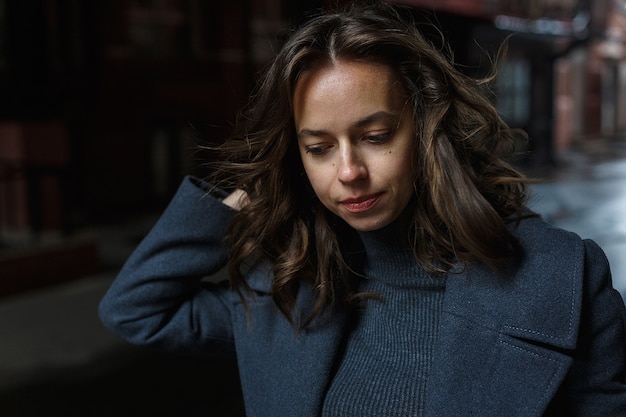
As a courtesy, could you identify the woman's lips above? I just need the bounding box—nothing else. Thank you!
[340,193,382,213]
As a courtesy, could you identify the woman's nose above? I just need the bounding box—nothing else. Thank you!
[338,146,368,183]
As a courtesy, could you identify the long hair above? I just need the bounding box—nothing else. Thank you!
[207,0,532,326]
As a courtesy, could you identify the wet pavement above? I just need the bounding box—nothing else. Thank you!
[528,137,626,297]
[1,136,625,416]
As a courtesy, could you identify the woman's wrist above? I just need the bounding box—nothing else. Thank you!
[222,189,248,210]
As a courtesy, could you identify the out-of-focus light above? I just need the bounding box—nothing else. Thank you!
[494,11,589,38]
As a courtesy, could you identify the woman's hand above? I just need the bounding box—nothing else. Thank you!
[222,189,249,211]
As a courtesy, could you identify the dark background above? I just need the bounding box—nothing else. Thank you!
[0,0,589,239]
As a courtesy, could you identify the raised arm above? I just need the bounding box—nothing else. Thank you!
[99,176,239,356]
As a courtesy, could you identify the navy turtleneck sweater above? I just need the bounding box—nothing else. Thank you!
[321,223,447,417]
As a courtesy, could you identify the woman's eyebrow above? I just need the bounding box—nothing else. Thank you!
[297,111,398,140]
[354,111,398,128]
[297,128,328,139]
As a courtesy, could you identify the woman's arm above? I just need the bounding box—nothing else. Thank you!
[98,176,238,356]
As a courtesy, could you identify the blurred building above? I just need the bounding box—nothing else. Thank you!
[0,0,322,295]
[0,1,318,236]
[391,0,626,164]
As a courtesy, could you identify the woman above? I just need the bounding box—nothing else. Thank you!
[99,1,626,415]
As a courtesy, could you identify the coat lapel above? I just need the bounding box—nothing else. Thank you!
[234,261,352,417]
[423,222,585,417]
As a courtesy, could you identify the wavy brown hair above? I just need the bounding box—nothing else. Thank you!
[207,0,533,326]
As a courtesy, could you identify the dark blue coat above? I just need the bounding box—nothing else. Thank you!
[99,176,626,416]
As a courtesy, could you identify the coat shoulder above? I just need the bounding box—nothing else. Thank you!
[446,216,587,349]
[512,215,585,256]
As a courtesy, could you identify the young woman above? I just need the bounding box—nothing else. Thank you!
[99,2,626,416]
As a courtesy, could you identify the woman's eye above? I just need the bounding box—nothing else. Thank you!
[305,145,331,155]
[365,132,392,143]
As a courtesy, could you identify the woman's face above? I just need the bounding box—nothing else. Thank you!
[293,59,417,232]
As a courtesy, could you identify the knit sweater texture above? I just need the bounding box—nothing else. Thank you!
[321,224,447,416]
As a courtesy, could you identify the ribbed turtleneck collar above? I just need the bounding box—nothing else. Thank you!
[356,220,438,286]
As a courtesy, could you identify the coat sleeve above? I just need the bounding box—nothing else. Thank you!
[564,239,626,415]
[98,176,238,356]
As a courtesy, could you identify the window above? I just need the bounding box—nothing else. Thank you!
[497,59,530,126]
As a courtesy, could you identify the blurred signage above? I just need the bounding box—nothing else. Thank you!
[494,0,588,37]
[394,0,581,19]
[494,11,589,37]
[393,0,589,37]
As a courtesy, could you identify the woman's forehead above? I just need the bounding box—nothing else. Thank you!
[292,59,407,124]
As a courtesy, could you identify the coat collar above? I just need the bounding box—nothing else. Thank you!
[422,218,585,417]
